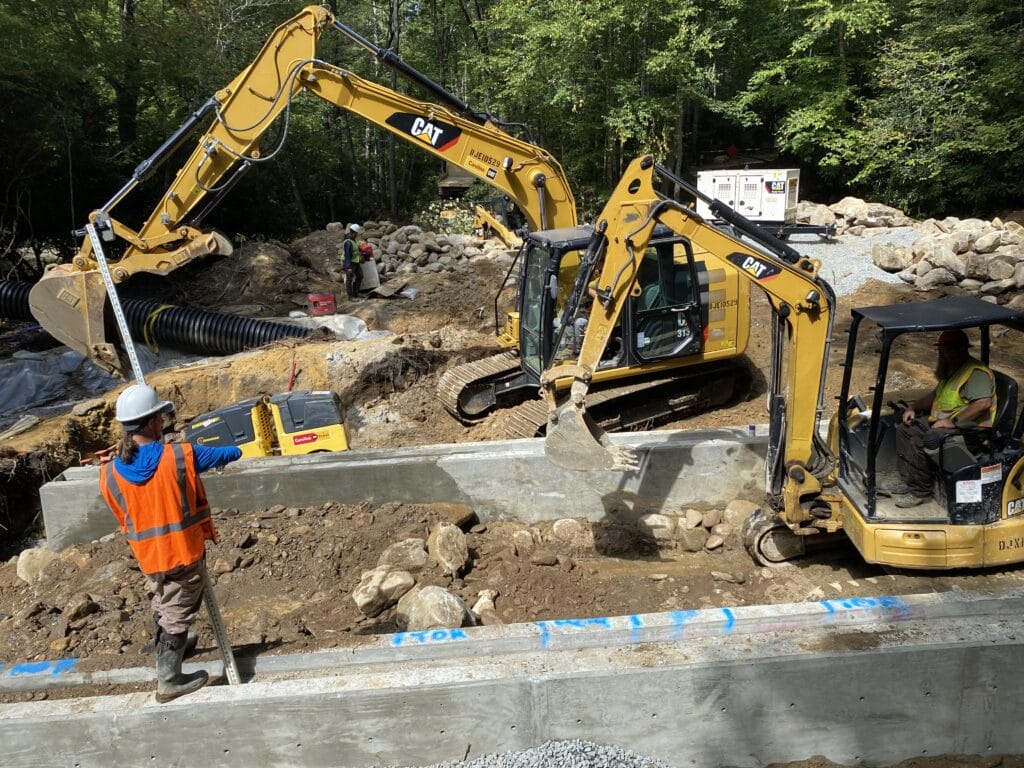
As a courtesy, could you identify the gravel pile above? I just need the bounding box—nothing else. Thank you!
[398,739,671,768]
[788,228,917,296]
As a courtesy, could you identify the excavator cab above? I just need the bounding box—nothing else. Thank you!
[464,226,714,429]
[835,296,1024,568]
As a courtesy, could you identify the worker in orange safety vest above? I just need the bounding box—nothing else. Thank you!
[99,383,241,703]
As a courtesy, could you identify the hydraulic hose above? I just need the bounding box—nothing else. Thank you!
[0,281,311,356]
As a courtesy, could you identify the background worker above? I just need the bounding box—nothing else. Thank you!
[99,384,242,703]
[893,329,995,508]
[340,223,364,299]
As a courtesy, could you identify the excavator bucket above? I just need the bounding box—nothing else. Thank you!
[28,264,122,375]
[27,231,234,377]
[545,399,638,472]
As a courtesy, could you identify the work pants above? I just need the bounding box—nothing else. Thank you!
[895,417,939,497]
[345,265,363,298]
[146,559,205,636]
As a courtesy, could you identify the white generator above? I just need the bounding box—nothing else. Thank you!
[696,169,800,224]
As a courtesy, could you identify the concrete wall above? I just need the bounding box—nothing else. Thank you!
[2,590,1021,767]
[41,428,767,550]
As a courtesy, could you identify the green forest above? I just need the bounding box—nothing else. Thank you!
[1,0,1022,276]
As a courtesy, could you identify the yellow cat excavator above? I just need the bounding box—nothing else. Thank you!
[30,6,764,441]
[542,155,1024,571]
[28,5,576,376]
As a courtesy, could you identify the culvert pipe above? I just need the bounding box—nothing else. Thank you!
[119,298,311,355]
[0,280,34,321]
[0,280,312,356]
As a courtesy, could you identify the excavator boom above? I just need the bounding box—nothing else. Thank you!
[29,5,575,375]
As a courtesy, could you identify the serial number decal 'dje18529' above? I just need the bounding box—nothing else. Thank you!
[385,113,462,152]
[726,253,782,281]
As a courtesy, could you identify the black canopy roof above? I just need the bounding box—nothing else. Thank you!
[852,296,1024,335]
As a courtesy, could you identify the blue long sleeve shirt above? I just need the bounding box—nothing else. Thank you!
[113,442,242,485]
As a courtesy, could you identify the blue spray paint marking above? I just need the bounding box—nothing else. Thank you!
[536,617,615,649]
[666,610,699,639]
[391,628,469,647]
[389,595,914,652]
[628,614,645,644]
[820,595,909,617]
[4,658,79,677]
[720,607,736,633]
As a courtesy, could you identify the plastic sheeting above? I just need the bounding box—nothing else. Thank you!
[0,346,194,432]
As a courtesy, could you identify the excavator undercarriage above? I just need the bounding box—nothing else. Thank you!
[439,354,745,439]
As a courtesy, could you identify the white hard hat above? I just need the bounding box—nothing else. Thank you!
[349,223,362,233]
[115,384,174,428]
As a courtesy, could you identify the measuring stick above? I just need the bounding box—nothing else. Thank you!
[84,222,146,384]
[201,563,241,685]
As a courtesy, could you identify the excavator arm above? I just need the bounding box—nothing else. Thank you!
[29,5,575,375]
[543,156,836,533]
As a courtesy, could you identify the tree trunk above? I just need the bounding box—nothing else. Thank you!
[285,159,312,233]
[114,0,141,147]
[386,0,401,219]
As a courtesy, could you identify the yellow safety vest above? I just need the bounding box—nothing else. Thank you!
[931,361,995,427]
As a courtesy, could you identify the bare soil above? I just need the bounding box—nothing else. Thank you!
[2,228,1024,768]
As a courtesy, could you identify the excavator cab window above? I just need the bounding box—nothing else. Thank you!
[519,240,556,375]
[632,239,703,362]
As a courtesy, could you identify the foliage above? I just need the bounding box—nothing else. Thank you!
[412,200,475,235]
[841,0,1024,213]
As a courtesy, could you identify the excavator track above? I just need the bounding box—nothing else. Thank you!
[504,362,745,439]
[438,351,522,422]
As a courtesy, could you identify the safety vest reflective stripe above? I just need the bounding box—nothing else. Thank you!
[170,443,204,526]
[100,463,133,535]
[123,514,210,542]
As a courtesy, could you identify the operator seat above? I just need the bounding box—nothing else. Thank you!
[991,370,1018,436]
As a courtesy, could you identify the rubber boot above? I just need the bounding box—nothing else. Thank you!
[155,631,208,703]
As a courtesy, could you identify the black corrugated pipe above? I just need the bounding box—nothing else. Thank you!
[0,281,312,356]
[121,299,312,355]
[0,280,34,321]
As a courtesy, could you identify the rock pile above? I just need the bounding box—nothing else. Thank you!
[798,197,1024,307]
[881,218,1024,305]
[797,198,915,235]
[326,220,514,279]
[349,500,764,634]
[638,499,759,554]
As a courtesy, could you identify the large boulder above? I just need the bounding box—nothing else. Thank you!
[351,565,415,617]
[395,586,472,631]
[829,197,870,221]
[925,245,967,279]
[377,539,429,572]
[914,267,957,290]
[871,243,912,273]
[16,548,59,585]
[426,522,470,577]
